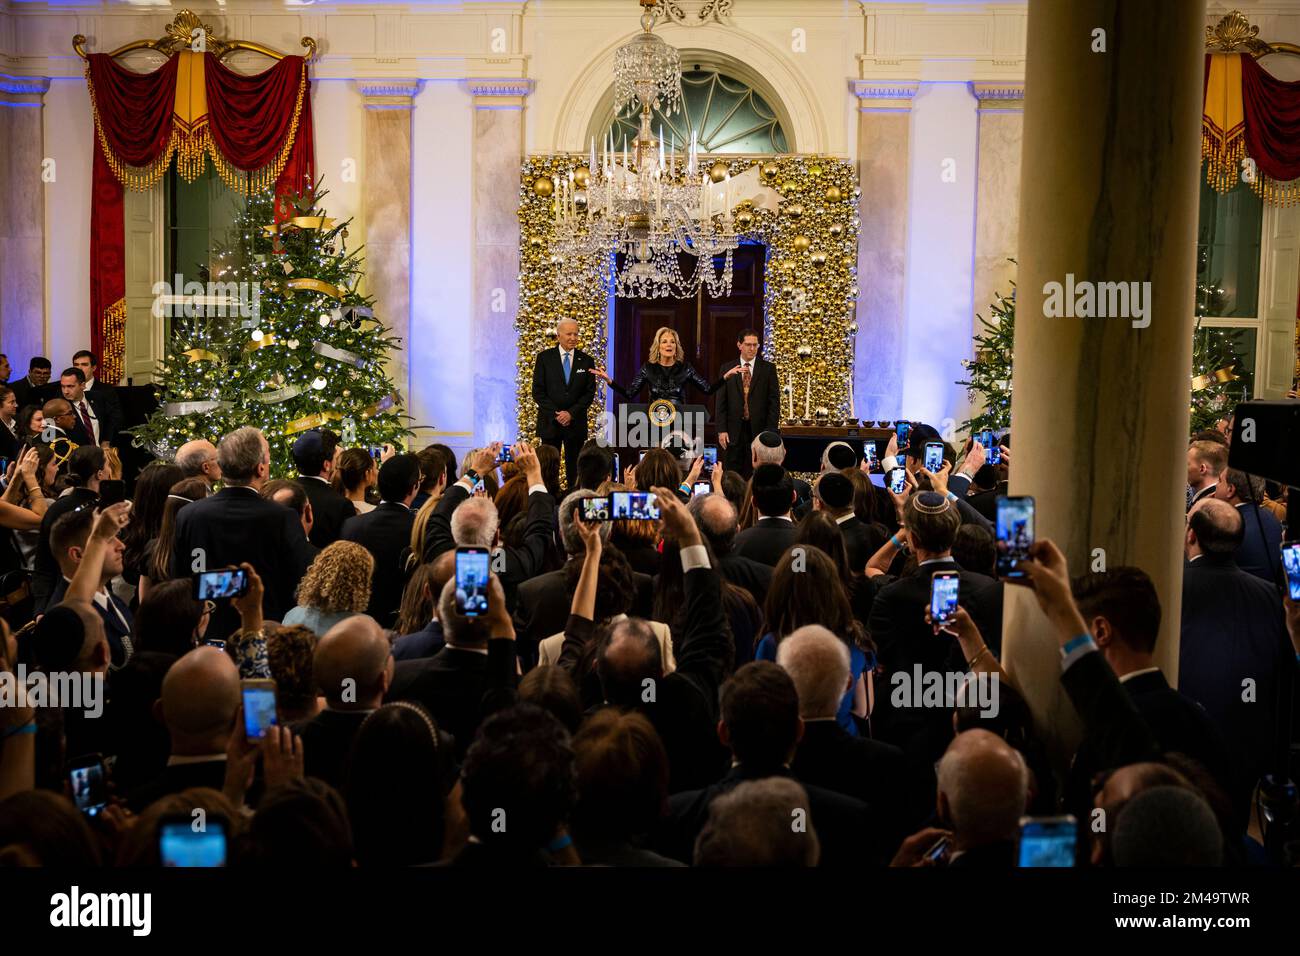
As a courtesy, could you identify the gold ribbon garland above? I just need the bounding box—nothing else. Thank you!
[243,333,277,352]
[286,278,343,299]
[1191,364,1238,391]
[263,216,337,236]
[182,348,220,363]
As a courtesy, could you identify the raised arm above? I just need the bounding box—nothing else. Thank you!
[503,442,557,584]
[421,444,497,563]
[67,502,130,604]
[557,514,603,675]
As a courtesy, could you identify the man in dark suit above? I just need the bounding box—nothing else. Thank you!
[1178,498,1289,789]
[531,318,596,489]
[47,506,133,670]
[657,662,881,867]
[1215,468,1284,583]
[58,367,110,448]
[1186,439,1226,512]
[41,398,91,448]
[868,491,1003,745]
[128,646,241,812]
[33,444,104,613]
[732,463,799,566]
[750,431,811,514]
[932,729,1027,868]
[1065,566,1238,820]
[341,454,419,629]
[10,356,55,409]
[689,492,772,608]
[0,386,21,461]
[71,350,124,447]
[422,441,556,613]
[172,427,316,635]
[716,328,781,477]
[290,429,355,548]
[812,471,875,572]
[293,615,393,789]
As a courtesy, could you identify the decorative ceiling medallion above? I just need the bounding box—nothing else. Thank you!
[652,0,734,28]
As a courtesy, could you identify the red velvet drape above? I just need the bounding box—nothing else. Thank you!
[1239,54,1300,184]
[86,52,314,383]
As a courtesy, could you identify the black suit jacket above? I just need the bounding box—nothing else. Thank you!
[11,377,57,410]
[715,357,780,437]
[836,514,885,574]
[33,487,99,613]
[291,708,370,790]
[298,475,356,548]
[387,638,518,759]
[732,517,798,567]
[0,418,21,460]
[128,758,228,813]
[1233,502,1283,583]
[1178,553,1289,782]
[510,560,654,665]
[84,381,124,444]
[47,575,133,670]
[171,486,316,633]
[718,552,773,608]
[341,501,414,629]
[532,346,596,441]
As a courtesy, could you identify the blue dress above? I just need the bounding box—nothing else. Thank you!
[754,632,870,736]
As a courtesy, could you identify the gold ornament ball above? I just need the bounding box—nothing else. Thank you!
[792,235,811,253]
[735,210,754,230]
[783,180,799,194]
[761,162,779,181]
[815,407,830,420]
[574,166,591,188]
[810,252,827,268]
[796,344,814,360]
[809,164,824,177]
[783,203,804,219]
[533,177,554,197]
[830,223,843,237]
[848,321,859,336]
[709,161,730,183]
[314,361,323,370]
[529,236,544,249]
[825,185,843,202]
[343,389,351,398]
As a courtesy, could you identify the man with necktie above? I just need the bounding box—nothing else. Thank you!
[716,329,781,477]
[532,318,596,490]
[59,367,109,449]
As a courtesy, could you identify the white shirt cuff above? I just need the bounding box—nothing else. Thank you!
[680,544,710,572]
[528,483,548,496]
[882,455,899,472]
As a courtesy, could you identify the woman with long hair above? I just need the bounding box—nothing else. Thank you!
[147,478,210,586]
[655,533,760,675]
[332,448,378,515]
[794,510,878,626]
[283,540,374,637]
[121,461,183,605]
[16,405,43,440]
[592,327,740,404]
[10,442,60,571]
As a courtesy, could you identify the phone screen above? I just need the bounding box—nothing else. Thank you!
[67,757,109,818]
[896,422,911,449]
[581,497,611,521]
[612,491,661,521]
[98,479,127,507]
[977,431,1002,466]
[930,572,960,625]
[702,446,718,468]
[864,440,879,470]
[692,481,712,496]
[159,819,228,867]
[473,478,485,494]
[192,569,249,601]
[498,443,513,463]
[1282,543,1300,601]
[996,496,1035,578]
[1018,816,1077,867]
[924,442,944,474]
[241,683,278,740]
[924,835,949,863]
[369,445,384,461]
[611,453,620,481]
[888,467,907,495]
[455,547,491,617]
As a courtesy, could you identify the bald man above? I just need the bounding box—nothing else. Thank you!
[129,646,241,811]
[1180,496,1288,787]
[531,317,596,489]
[932,728,1029,868]
[778,626,907,838]
[293,614,393,788]
[176,438,222,487]
[40,397,88,446]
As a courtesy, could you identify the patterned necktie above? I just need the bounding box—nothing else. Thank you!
[78,401,94,440]
[562,351,571,385]
[741,362,752,419]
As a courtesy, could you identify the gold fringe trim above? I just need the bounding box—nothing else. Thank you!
[1202,118,1300,206]
[85,59,307,195]
[101,298,127,384]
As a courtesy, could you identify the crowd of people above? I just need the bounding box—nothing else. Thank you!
[0,348,1297,868]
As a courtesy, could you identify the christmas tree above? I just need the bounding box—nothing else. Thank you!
[132,183,410,476]
[957,265,1015,435]
[1189,319,1249,433]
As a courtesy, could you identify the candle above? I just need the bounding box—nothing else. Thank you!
[804,373,811,419]
[590,137,596,178]
[848,377,855,419]
[787,384,794,420]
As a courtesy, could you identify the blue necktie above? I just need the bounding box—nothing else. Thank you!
[562,351,571,385]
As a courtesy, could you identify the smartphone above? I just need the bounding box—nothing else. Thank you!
[203,638,227,651]
[692,481,712,496]
[888,466,908,495]
[1282,542,1300,601]
[923,834,949,864]
[895,421,911,449]
[473,478,485,494]
[701,446,718,468]
[159,814,228,867]
[66,754,109,818]
[639,451,649,462]
[0,458,9,476]
[611,490,661,521]
[98,479,127,507]
[497,443,513,464]
[192,568,249,601]
[930,571,960,626]
[368,445,384,461]
[922,442,944,474]
[455,546,491,617]
[862,440,879,472]
[611,452,621,481]
[996,495,1035,579]
[241,679,278,741]
[976,430,1002,466]
[581,496,611,522]
[1018,815,1077,867]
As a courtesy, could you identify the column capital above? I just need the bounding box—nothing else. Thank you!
[461,77,535,109]
[848,79,919,113]
[970,82,1025,112]
[0,73,51,107]
[355,79,421,110]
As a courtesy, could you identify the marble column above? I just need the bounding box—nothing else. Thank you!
[356,80,419,410]
[463,78,534,444]
[968,83,1024,424]
[850,81,917,422]
[0,74,51,367]
[1002,0,1205,757]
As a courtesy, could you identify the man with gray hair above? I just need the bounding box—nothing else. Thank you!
[171,426,316,633]
[778,626,906,832]
[750,430,811,513]
[532,317,597,487]
[694,778,820,867]
[931,728,1028,868]
[175,438,222,487]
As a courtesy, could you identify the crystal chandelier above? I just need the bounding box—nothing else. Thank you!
[549,0,739,299]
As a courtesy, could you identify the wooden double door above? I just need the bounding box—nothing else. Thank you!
[611,244,766,439]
